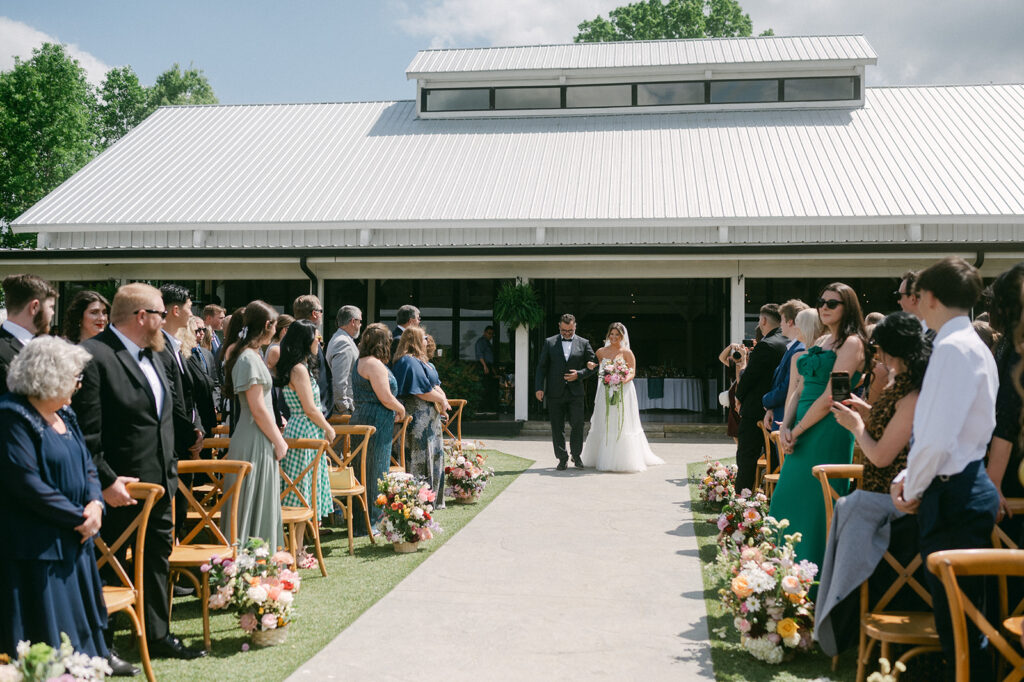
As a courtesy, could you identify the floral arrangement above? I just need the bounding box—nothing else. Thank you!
[0,633,111,681]
[717,518,818,664]
[205,537,301,635]
[715,489,770,549]
[696,459,738,504]
[375,472,442,544]
[601,357,631,440]
[444,449,494,500]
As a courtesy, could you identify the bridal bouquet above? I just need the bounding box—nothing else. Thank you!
[0,633,112,681]
[601,357,631,406]
[375,472,442,544]
[444,448,494,501]
[715,490,771,550]
[697,459,738,504]
[205,538,300,638]
[718,518,817,664]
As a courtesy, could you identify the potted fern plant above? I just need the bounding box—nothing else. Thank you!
[493,280,543,421]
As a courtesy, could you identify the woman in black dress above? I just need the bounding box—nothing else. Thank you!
[0,336,108,659]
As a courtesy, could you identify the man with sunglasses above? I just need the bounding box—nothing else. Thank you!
[895,271,935,344]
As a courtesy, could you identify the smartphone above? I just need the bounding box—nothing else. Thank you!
[742,339,755,348]
[830,372,851,402]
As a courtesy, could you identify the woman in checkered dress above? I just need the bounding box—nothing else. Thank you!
[274,320,336,562]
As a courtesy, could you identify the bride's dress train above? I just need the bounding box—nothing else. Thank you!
[580,374,664,472]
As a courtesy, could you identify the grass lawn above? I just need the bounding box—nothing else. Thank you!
[686,458,860,682]
[114,449,532,682]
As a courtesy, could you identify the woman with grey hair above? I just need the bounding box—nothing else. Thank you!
[0,336,110,660]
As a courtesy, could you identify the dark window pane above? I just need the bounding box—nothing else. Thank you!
[783,77,856,102]
[420,320,452,350]
[494,87,561,110]
[419,280,453,317]
[323,279,368,337]
[710,80,778,104]
[637,82,704,106]
[459,279,494,317]
[424,88,490,112]
[377,280,416,321]
[565,84,631,108]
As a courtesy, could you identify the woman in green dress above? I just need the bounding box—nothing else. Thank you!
[220,301,287,550]
[275,319,336,566]
[771,282,869,573]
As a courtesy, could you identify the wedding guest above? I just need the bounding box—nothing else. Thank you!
[158,284,203,460]
[394,327,450,503]
[326,305,362,416]
[201,304,226,355]
[73,283,205,662]
[391,305,420,359]
[220,301,287,550]
[814,312,928,654]
[864,311,885,326]
[733,303,787,492]
[972,319,999,354]
[762,300,809,433]
[475,325,498,412]
[62,290,110,344]
[717,342,747,443]
[773,283,868,573]
[185,316,219,435]
[891,257,998,678]
[351,323,405,531]
[0,337,108,662]
[293,295,332,415]
[275,319,336,566]
[263,314,294,371]
[0,274,57,392]
[897,271,935,343]
[218,307,245,428]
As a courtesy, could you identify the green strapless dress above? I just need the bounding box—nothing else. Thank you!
[768,346,859,576]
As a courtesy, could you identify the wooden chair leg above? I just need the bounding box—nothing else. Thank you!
[346,498,354,556]
[360,492,375,545]
[125,607,155,682]
[202,572,211,651]
[310,519,327,577]
[856,632,874,682]
[288,522,298,571]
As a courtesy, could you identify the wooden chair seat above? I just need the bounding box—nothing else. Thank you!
[1003,616,1023,637]
[102,586,136,614]
[168,544,230,566]
[327,425,377,555]
[185,509,221,521]
[282,506,314,525]
[862,612,939,643]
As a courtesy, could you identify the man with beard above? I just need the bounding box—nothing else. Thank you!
[0,274,57,392]
[73,283,207,673]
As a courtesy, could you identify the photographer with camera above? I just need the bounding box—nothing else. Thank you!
[717,340,749,443]
[733,304,787,493]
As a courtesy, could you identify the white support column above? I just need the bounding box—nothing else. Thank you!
[514,275,530,422]
[730,274,746,343]
[316,273,325,307]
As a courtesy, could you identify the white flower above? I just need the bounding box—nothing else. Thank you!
[254,545,270,558]
[732,530,744,544]
[765,619,777,633]
[15,641,29,659]
[411,507,424,520]
[247,585,268,604]
[745,596,760,612]
[278,590,294,606]
[456,455,466,466]
[237,553,256,570]
[783,633,801,648]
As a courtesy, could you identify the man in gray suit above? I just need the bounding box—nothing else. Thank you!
[327,305,363,415]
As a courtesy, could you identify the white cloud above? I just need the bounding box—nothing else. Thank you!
[0,16,111,86]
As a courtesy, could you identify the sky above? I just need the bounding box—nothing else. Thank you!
[1,0,1022,105]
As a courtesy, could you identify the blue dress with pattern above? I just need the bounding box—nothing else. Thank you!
[351,364,396,528]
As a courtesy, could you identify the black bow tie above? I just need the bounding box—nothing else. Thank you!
[561,337,573,343]
[138,348,153,360]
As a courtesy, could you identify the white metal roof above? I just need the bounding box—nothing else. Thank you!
[13,83,1024,237]
[406,35,877,78]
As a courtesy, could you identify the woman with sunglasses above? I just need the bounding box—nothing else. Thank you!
[770,282,869,575]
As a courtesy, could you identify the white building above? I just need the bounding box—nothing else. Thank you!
[5,35,1024,420]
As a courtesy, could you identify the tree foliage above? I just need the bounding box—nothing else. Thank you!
[147,63,218,109]
[97,65,149,147]
[574,0,772,42]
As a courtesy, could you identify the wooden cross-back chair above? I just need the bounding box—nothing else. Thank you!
[211,423,230,435]
[763,431,785,499]
[992,498,1024,678]
[187,436,231,509]
[95,482,163,682]
[812,464,940,682]
[326,424,376,555]
[753,421,772,493]
[928,549,1024,682]
[280,437,329,576]
[391,415,411,472]
[168,459,252,650]
[443,399,467,452]
[328,414,352,456]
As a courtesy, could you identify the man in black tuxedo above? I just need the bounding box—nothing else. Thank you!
[73,283,207,667]
[0,274,57,392]
[391,304,420,361]
[534,313,597,470]
[187,318,219,436]
[733,303,788,493]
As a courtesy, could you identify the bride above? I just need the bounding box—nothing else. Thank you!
[580,322,664,472]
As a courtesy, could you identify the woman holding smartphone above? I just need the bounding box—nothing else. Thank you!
[769,282,869,575]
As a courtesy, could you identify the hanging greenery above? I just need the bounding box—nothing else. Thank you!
[493,280,544,329]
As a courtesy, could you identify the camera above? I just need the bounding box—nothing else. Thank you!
[742,339,755,348]
[731,350,742,360]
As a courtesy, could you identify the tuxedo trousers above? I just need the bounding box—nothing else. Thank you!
[734,414,764,493]
[547,396,584,462]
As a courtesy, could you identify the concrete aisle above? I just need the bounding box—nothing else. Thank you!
[288,436,735,682]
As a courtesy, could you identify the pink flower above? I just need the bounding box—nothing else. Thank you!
[717,515,729,531]
[609,374,621,385]
[241,643,250,652]
[211,555,222,565]
[603,375,611,384]
[767,633,781,644]
[261,613,278,630]
[271,550,294,566]
[735,617,751,633]
[200,563,211,573]
[239,612,258,633]
[417,487,436,503]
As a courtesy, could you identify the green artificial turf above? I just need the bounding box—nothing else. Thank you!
[686,458,861,682]
[114,449,532,682]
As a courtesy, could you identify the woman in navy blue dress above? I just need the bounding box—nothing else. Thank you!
[0,336,109,659]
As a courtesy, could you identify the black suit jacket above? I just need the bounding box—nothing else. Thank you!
[734,327,788,420]
[534,335,597,401]
[187,347,219,435]
[0,327,24,393]
[156,330,202,457]
[73,327,177,496]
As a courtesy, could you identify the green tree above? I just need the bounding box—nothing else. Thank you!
[147,63,218,110]
[0,43,99,248]
[97,65,149,148]
[574,0,772,42]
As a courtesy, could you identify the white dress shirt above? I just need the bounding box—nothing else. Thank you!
[1,319,34,346]
[560,336,574,361]
[110,324,165,417]
[900,315,997,500]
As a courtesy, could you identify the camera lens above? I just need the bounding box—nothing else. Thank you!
[732,351,742,360]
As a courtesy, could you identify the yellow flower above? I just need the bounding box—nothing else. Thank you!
[776,618,799,639]
[403,509,410,519]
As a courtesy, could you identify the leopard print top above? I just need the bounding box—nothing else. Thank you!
[862,373,915,493]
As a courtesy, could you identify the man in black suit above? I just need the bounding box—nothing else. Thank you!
[187,318,219,436]
[733,303,788,493]
[294,294,333,415]
[391,304,420,360]
[73,283,207,667]
[534,313,597,470]
[158,284,204,457]
[0,274,57,392]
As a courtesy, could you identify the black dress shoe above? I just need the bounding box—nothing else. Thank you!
[572,455,584,469]
[173,584,195,598]
[556,460,568,471]
[108,653,140,677]
[150,634,208,660]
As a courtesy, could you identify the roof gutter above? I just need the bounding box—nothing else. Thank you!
[298,255,318,295]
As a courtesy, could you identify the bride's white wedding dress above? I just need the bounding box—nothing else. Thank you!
[580,356,665,473]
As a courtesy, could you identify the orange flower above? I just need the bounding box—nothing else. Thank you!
[375,494,387,506]
[786,591,805,604]
[731,576,753,599]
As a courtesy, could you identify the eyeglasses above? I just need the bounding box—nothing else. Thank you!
[135,308,168,319]
[74,374,84,392]
[816,298,843,310]
[195,328,207,335]
[313,308,324,314]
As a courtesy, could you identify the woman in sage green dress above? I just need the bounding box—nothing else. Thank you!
[220,301,288,551]
[771,283,869,574]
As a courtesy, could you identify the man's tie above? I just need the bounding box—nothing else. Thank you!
[138,348,153,361]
